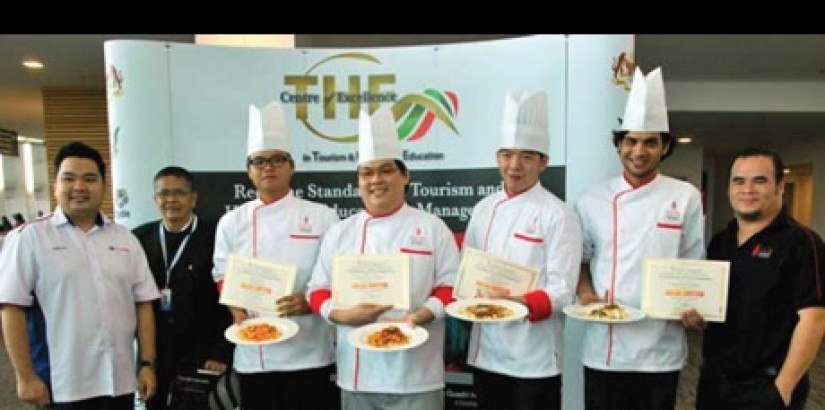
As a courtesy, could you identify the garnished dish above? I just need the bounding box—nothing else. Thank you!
[365,325,410,348]
[461,303,515,320]
[445,298,529,323]
[225,317,299,346]
[349,322,429,351]
[587,303,628,320]
[238,323,281,342]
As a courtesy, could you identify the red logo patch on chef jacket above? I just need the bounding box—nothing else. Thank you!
[665,200,681,222]
[299,216,313,233]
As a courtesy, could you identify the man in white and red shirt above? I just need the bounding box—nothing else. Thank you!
[307,107,459,410]
[575,67,705,410]
[0,141,160,409]
[462,91,581,410]
[213,102,340,410]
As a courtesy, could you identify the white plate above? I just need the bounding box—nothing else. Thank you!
[225,317,299,346]
[445,298,529,323]
[348,322,429,352]
[563,302,645,323]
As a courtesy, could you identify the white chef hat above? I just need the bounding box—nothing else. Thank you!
[499,91,549,156]
[358,107,402,165]
[619,67,669,132]
[246,101,290,156]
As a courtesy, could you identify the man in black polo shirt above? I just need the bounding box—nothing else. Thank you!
[692,147,825,410]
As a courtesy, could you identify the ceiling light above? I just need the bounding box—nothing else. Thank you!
[783,169,791,174]
[677,137,692,144]
[22,59,44,69]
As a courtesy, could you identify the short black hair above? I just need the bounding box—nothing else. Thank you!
[54,141,106,180]
[154,166,196,192]
[730,147,785,183]
[612,131,676,161]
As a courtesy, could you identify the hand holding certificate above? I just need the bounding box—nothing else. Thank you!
[219,254,297,314]
[452,247,539,299]
[642,258,730,322]
[332,254,410,310]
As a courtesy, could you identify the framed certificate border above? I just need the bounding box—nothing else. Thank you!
[453,247,539,299]
[219,253,297,313]
[642,258,730,322]
[331,254,411,309]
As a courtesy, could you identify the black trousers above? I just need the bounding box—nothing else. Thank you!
[472,367,561,410]
[238,364,339,410]
[584,367,680,410]
[697,368,809,410]
[48,394,134,410]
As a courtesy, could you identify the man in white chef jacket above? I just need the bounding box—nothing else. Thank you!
[307,107,460,410]
[213,101,341,410]
[461,91,582,410]
[0,141,160,409]
[574,67,706,410]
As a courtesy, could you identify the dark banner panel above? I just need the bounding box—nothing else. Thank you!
[192,167,565,232]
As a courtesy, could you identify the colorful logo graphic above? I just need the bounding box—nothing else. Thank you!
[282,53,460,143]
[107,64,124,99]
[611,52,635,91]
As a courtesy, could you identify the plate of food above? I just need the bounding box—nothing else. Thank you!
[225,316,299,346]
[445,298,529,323]
[347,322,429,352]
[563,302,644,323]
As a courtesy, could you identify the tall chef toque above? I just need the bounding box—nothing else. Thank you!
[247,101,290,156]
[358,106,402,165]
[499,91,550,156]
[618,67,669,132]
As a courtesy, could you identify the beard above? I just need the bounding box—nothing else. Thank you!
[736,210,763,222]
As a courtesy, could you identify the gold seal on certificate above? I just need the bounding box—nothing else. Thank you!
[453,247,539,299]
[642,258,730,322]
[332,254,411,310]
[219,254,297,314]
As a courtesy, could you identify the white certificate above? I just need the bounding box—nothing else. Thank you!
[452,247,539,299]
[219,254,296,314]
[642,258,730,322]
[332,254,410,310]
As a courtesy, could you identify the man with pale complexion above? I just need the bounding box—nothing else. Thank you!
[132,166,233,410]
[307,107,459,410]
[574,67,705,410]
[213,102,340,410]
[462,91,581,410]
[693,147,825,410]
[0,141,159,409]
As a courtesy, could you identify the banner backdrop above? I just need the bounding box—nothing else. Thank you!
[105,35,633,410]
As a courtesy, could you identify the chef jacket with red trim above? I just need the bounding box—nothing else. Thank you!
[574,173,705,371]
[306,203,459,394]
[463,182,582,378]
[213,192,340,373]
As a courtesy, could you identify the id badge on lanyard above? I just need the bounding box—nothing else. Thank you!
[159,216,198,312]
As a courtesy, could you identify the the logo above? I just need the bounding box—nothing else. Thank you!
[107,64,124,99]
[410,227,426,245]
[281,53,460,143]
[525,216,540,235]
[115,188,131,220]
[299,216,313,233]
[116,188,129,209]
[665,201,681,222]
[751,244,774,259]
[611,51,635,91]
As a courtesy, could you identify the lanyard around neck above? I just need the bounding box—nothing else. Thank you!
[159,215,198,288]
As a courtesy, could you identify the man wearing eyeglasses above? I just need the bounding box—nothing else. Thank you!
[132,166,234,410]
[461,91,581,410]
[212,102,341,410]
[307,107,459,410]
